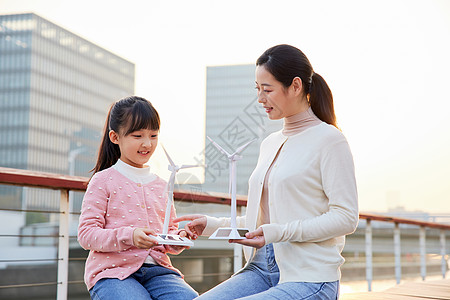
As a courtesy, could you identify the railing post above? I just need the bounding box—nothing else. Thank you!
[234,206,243,273]
[440,229,446,279]
[365,219,373,292]
[57,189,69,300]
[394,222,401,284]
[419,226,426,281]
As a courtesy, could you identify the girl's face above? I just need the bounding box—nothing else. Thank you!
[109,128,159,168]
[255,65,306,120]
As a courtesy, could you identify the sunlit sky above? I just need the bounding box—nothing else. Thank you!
[1,0,450,213]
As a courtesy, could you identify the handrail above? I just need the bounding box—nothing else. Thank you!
[0,166,449,298]
[0,166,247,206]
[359,213,450,230]
[0,167,88,191]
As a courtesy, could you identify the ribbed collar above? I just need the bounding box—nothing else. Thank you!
[112,159,155,184]
[282,107,322,136]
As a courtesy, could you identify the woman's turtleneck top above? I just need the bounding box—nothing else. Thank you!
[258,107,322,226]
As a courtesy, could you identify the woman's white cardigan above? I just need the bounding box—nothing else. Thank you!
[204,123,359,283]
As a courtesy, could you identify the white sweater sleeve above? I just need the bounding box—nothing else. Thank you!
[261,138,359,244]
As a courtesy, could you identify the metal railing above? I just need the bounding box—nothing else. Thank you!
[359,213,450,291]
[1,166,450,299]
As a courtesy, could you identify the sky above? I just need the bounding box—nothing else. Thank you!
[1,0,450,214]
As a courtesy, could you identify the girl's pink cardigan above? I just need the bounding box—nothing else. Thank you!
[77,167,183,290]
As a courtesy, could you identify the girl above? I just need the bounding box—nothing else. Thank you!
[78,96,198,300]
[175,45,359,299]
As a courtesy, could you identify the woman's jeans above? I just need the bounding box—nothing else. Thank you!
[89,264,198,300]
[196,244,339,300]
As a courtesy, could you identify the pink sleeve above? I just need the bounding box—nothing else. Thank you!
[77,173,135,252]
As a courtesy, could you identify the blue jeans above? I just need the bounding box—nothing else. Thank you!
[196,244,339,300]
[89,264,198,300]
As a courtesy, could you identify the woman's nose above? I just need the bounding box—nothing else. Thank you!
[258,93,265,103]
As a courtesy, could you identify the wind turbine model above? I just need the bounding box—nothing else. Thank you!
[207,136,256,240]
[153,146,203,247]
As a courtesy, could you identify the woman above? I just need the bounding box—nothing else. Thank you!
[175,44,358,299]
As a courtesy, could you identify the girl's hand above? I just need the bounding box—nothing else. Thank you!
[173,214,207,240]
[178,229,188,238]
[230,227,265,249]
[133,228,158,249]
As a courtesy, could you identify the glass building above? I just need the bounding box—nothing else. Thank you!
[0,13,135,214]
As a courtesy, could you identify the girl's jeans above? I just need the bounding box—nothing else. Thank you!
[196,244,339,300]
[89,264,198,300]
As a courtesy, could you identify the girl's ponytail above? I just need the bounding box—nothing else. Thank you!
[91,105,121,176]
[309,72,337,128]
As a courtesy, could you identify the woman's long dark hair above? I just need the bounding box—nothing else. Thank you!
[91,96,160,176]
[256,44,337,127]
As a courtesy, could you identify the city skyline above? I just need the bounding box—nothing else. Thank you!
[1,1,450,213]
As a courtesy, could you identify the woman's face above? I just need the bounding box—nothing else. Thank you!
[255,65,304,120]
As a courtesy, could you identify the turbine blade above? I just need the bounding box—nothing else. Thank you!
[207,136,231,157]
[161,145,176,167]
[233,139,257,155]
[168,171,177,189]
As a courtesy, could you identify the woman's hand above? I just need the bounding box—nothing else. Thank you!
[173,214,207,240]
[230,227,265,249]
[133,228,158,249]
